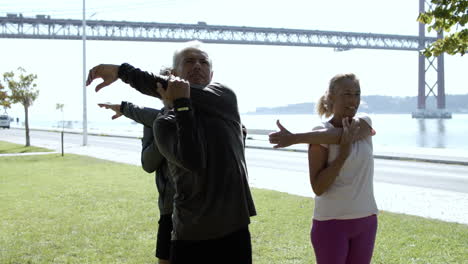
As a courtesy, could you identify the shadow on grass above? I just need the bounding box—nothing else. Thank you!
[0,147,32,154]
[0,143,54,154]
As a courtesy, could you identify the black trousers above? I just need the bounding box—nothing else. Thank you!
[156,214,172,260]
[170,227,252,264]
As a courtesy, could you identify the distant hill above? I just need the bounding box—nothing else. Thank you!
[248,94,468,114]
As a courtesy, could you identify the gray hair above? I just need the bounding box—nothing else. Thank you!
[172,40,212,71]
[159,65,172,76]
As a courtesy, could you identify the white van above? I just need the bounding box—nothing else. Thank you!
[0,115,10,129]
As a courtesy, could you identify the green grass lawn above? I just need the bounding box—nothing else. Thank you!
[0,154,467,264]
[0,140,53,154]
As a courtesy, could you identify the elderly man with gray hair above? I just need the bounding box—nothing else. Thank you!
[87,41,256,264]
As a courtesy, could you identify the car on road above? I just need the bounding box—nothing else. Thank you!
[0,115,11,129]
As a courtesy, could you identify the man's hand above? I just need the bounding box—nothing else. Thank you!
[269,120,296,148]
[86,64,120,92]
[156,75,190,106]
[98,103,123,120]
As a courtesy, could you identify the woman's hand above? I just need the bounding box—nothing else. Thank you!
[269,120,297,148]
[338,117,359,159]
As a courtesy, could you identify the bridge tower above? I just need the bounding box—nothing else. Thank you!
[413,0,451,119]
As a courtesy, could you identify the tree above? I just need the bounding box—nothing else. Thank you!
[417,0,468,57]
[0,83,11,114]
[3,68,39,146]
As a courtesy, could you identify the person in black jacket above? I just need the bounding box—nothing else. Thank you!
[98,101,174,264]
[87,41,256,264]
[99,98,248,264]
[97,66,175,264]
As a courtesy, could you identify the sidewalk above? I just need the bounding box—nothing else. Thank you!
[0,151,59,157]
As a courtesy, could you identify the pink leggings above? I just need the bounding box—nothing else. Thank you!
[311,215,377,264]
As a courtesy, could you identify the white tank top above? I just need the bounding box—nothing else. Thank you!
[313,114,379,220]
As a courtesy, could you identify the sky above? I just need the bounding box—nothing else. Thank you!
[1,0,467,123]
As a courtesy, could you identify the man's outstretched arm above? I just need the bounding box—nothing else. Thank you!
[120,64,240,123]
[86,63,163,98]
[120,102,161,127]
[97,102,160,127]
[117,63,164,98]
[88,63,242,125]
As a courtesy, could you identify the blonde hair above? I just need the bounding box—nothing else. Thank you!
[316,73,360,118]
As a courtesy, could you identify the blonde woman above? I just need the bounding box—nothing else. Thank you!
[269,74,378,264]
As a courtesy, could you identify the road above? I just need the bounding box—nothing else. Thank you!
[3,128,467,193]
[2,128,468,224]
